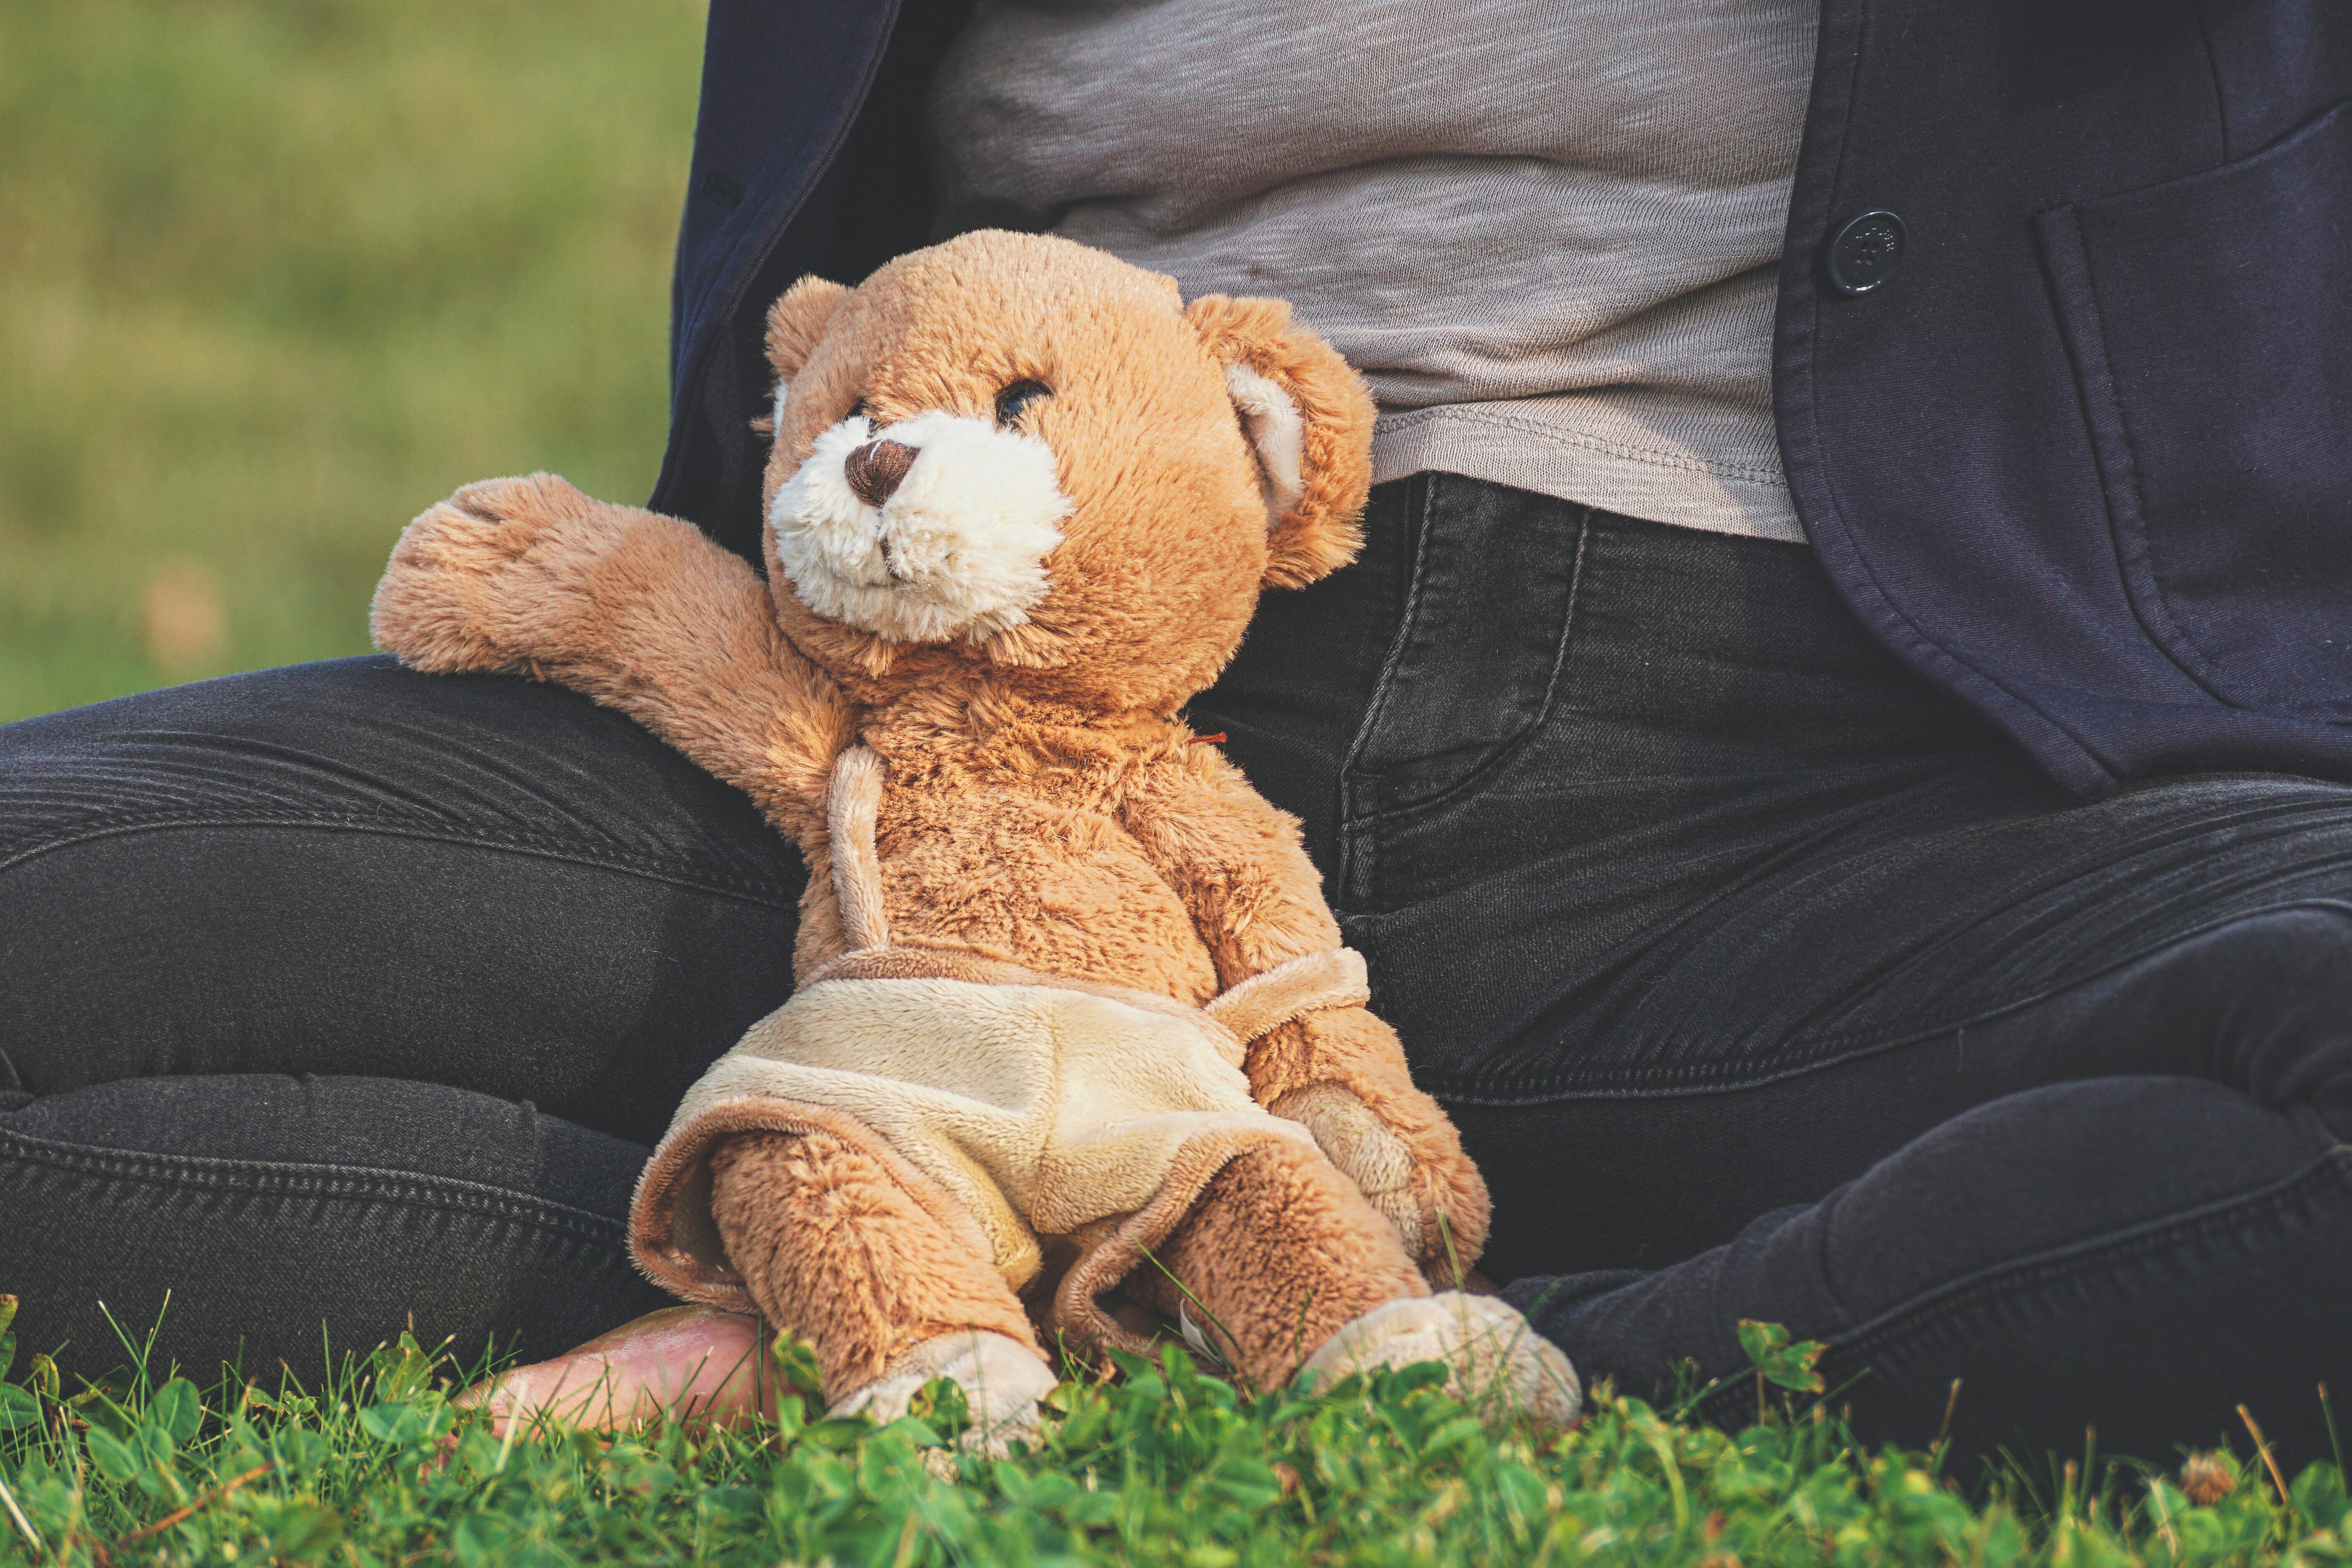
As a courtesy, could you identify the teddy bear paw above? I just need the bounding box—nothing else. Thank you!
[1270,1082,1425,1250]
[828,1330,1058,1456]
[1297,1292,1582,1430]
[369,472,594,674]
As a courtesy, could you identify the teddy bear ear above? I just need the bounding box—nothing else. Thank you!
[765,275,852,383]
[1184,294,1377,588]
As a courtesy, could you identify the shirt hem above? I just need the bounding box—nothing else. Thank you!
[1372,404,1808,544]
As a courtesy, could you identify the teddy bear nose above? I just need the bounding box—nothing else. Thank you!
[844,439,917,507]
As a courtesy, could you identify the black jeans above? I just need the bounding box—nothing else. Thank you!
[5,479,2348,1470]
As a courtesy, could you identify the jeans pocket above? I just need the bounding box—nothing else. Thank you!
[2038,97,2352,713]
[1335,475,1587,910]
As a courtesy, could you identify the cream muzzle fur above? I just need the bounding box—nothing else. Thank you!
[768,409,1072,643]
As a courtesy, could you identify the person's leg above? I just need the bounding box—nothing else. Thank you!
[1511,1058,2352,1475]
[1,1074,672,1384]
[0,655,802,1137]
[1198,478,2352,1467]
[0,656,805,1379]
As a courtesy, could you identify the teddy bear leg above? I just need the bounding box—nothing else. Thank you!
[710,1130,1056,1449]
[1126,1138,1583,1429]
[1123,1136,1427,1390]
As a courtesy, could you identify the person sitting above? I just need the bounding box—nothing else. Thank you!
[4,0,2349,1469]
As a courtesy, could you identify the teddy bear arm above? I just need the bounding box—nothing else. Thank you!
[1116,758,1401,1083]
[372,473,851,845]
[571,575,851,849]
[1248,1007,1493,1280]
[1119,758,1492,1275]
[1117,752,1344,983]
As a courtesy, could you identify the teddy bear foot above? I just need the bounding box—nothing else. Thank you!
[828,1330,1059,1455]
[1297,1292,1583,1430]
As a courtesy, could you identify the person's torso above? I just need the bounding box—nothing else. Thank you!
[927,0,1819,540]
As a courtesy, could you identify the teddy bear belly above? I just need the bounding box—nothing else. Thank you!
[878,821,1223,1005]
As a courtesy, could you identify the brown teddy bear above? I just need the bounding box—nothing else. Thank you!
[371,230,1578,1444]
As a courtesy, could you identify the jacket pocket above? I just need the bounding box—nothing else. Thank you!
[2038,98,2352,712]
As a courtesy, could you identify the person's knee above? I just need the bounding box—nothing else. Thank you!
[2130,906,2352,1117]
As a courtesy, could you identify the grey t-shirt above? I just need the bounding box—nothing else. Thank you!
[928,0,1819,542]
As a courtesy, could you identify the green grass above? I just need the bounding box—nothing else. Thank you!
[2,1308,2347,1568]
[0,0,702,720]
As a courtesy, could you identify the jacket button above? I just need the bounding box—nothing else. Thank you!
[1826,210,1906,294]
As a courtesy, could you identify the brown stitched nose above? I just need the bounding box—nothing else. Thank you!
[843,439,916,507]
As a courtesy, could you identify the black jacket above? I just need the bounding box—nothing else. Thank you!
[648,0,2352,797]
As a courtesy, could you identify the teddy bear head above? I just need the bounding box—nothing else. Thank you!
[755,230,1375,717]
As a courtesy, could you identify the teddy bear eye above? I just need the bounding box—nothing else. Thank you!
[993,380,1051,427]
[848,398,868,423]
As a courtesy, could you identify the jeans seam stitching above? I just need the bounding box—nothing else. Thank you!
[1696,1145,2352,1425]
[0,1129,631,1244]
[0,811,801,908]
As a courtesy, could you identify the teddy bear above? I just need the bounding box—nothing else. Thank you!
[370,230,1579,1445]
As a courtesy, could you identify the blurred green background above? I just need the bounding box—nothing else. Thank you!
[0,0,705,720]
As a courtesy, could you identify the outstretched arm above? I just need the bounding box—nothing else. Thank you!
[371,473,852,851]
[1120,745,1490,1280]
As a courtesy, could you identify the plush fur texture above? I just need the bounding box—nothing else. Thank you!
[1123,1140,1428,1390]
[675,966,1322,1292]
[771,410,1070,643]
[371,472,852,850]
[1221,363,1308,524]
[709,1129,1040,1402]
[372,230,1523,1422]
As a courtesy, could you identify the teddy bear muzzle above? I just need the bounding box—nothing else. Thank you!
[769,410,1075,645]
